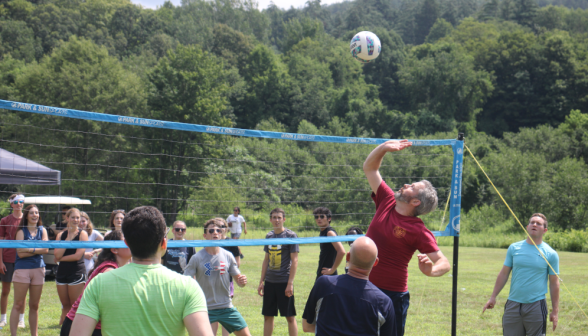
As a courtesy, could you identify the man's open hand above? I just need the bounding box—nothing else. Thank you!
[381,140,412,153]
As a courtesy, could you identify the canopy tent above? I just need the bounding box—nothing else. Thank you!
[0,148,61,185]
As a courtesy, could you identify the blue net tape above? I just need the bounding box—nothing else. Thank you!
[0,235,362,248]
[0,100,455,146]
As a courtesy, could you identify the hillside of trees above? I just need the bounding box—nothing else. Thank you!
[1,0,588,244]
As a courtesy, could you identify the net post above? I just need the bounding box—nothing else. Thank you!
[451,132,464,336]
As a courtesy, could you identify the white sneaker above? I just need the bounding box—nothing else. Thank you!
[18,320,25,328]
[0,320,6,327]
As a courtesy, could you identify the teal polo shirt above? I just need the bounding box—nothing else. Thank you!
[504,240,559,304]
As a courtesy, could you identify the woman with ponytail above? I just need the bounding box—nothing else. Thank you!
[60,230,131,336]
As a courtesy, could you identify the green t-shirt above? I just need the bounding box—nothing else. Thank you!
[77,263,207,336]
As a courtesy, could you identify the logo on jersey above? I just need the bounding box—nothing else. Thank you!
[214,261,227,275]
[268,245,283,271]
[204,262,213,276]
[204,261,227,276]
[393,226,406,239]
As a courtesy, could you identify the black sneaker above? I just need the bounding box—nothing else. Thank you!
[240,253,244,259]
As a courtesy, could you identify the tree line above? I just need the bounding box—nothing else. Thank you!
[1,0,588,233]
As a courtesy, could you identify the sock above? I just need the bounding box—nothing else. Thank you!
[19,314,24,321]
[0,313,6,321]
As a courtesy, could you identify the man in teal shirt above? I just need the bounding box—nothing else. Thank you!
[71,206,214,336]
[483,213,560,336]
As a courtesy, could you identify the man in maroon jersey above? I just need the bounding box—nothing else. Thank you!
[363,140,451,336]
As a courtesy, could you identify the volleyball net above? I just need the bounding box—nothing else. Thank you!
[0,98,463,248]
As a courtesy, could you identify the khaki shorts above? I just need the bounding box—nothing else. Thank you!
[13,268,45,286]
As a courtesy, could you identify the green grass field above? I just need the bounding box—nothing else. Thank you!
[3,243,588,335]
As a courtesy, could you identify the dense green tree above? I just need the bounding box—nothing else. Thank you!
[29,3,81,54]
[357,27,406,110]
[425,18,454,43]
[146,44,234,222]
[237,44,293,129]
[210,23,255,71]
[0,20,41,61]
[415,0,440,44]
[513,0,539,26]
[15,36,146,114]
[399,42,493,134]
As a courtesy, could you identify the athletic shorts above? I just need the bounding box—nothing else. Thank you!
[503,299,548,336]
[0,262,15,283]
[209,307,248,333]
[56,273,86,286]
[262,281,296,317]
[61,317,102,336]
[231,232,241,239]
[13,268,45,286]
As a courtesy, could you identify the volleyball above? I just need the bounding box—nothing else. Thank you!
[350,31,381,63]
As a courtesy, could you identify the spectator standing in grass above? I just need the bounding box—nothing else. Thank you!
[54,208,89,325]
[162,220,195,275]
[60,230,131,336]
[70,206,213,336]
[302,236,395,336]
[226,207,247,240]
[105,210,125,235]
[78,212,104,275]
[363,140,451,336]
[226,207,246,259]
[0,194,25,328]
[10,204,49,336]
[313,207,345,281]
[483,213,560,336]
[184,219,250,336]
[258,208,299,336]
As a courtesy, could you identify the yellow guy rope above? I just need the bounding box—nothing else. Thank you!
[464,144,588,321]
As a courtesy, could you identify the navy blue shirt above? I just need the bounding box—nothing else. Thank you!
[302,274,396,336]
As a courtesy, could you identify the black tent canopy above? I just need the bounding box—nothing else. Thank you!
[0,148,61,185]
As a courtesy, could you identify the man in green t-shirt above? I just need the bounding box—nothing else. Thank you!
[71,206,213,336]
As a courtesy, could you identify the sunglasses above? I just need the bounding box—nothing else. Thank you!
[314,215,328,219]
[11,200,25,204]
[174,228,186,232]
[207,228,222,234]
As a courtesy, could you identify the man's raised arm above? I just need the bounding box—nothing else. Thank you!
[363,140,412,194]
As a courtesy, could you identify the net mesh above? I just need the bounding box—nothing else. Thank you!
[0,109,455,238]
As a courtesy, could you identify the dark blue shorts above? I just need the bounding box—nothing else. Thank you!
[379,289,410,336]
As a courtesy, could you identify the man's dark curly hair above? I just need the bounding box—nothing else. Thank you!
[122,206,167,259]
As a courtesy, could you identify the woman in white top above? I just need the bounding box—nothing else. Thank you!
[78,212,103,275]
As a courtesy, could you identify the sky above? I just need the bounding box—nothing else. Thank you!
[132,0,347,11]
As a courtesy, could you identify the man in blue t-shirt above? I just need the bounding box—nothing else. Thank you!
[302,236,396,336]
[483,213,560,336]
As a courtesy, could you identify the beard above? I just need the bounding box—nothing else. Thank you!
[395,190,412,203]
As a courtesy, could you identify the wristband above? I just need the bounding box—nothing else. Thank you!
[33,248,36,253]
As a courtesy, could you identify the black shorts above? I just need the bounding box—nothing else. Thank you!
[0,262,15,283]
[61,317,102,336]
[56,273,86,286]
[262,281,296,317]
